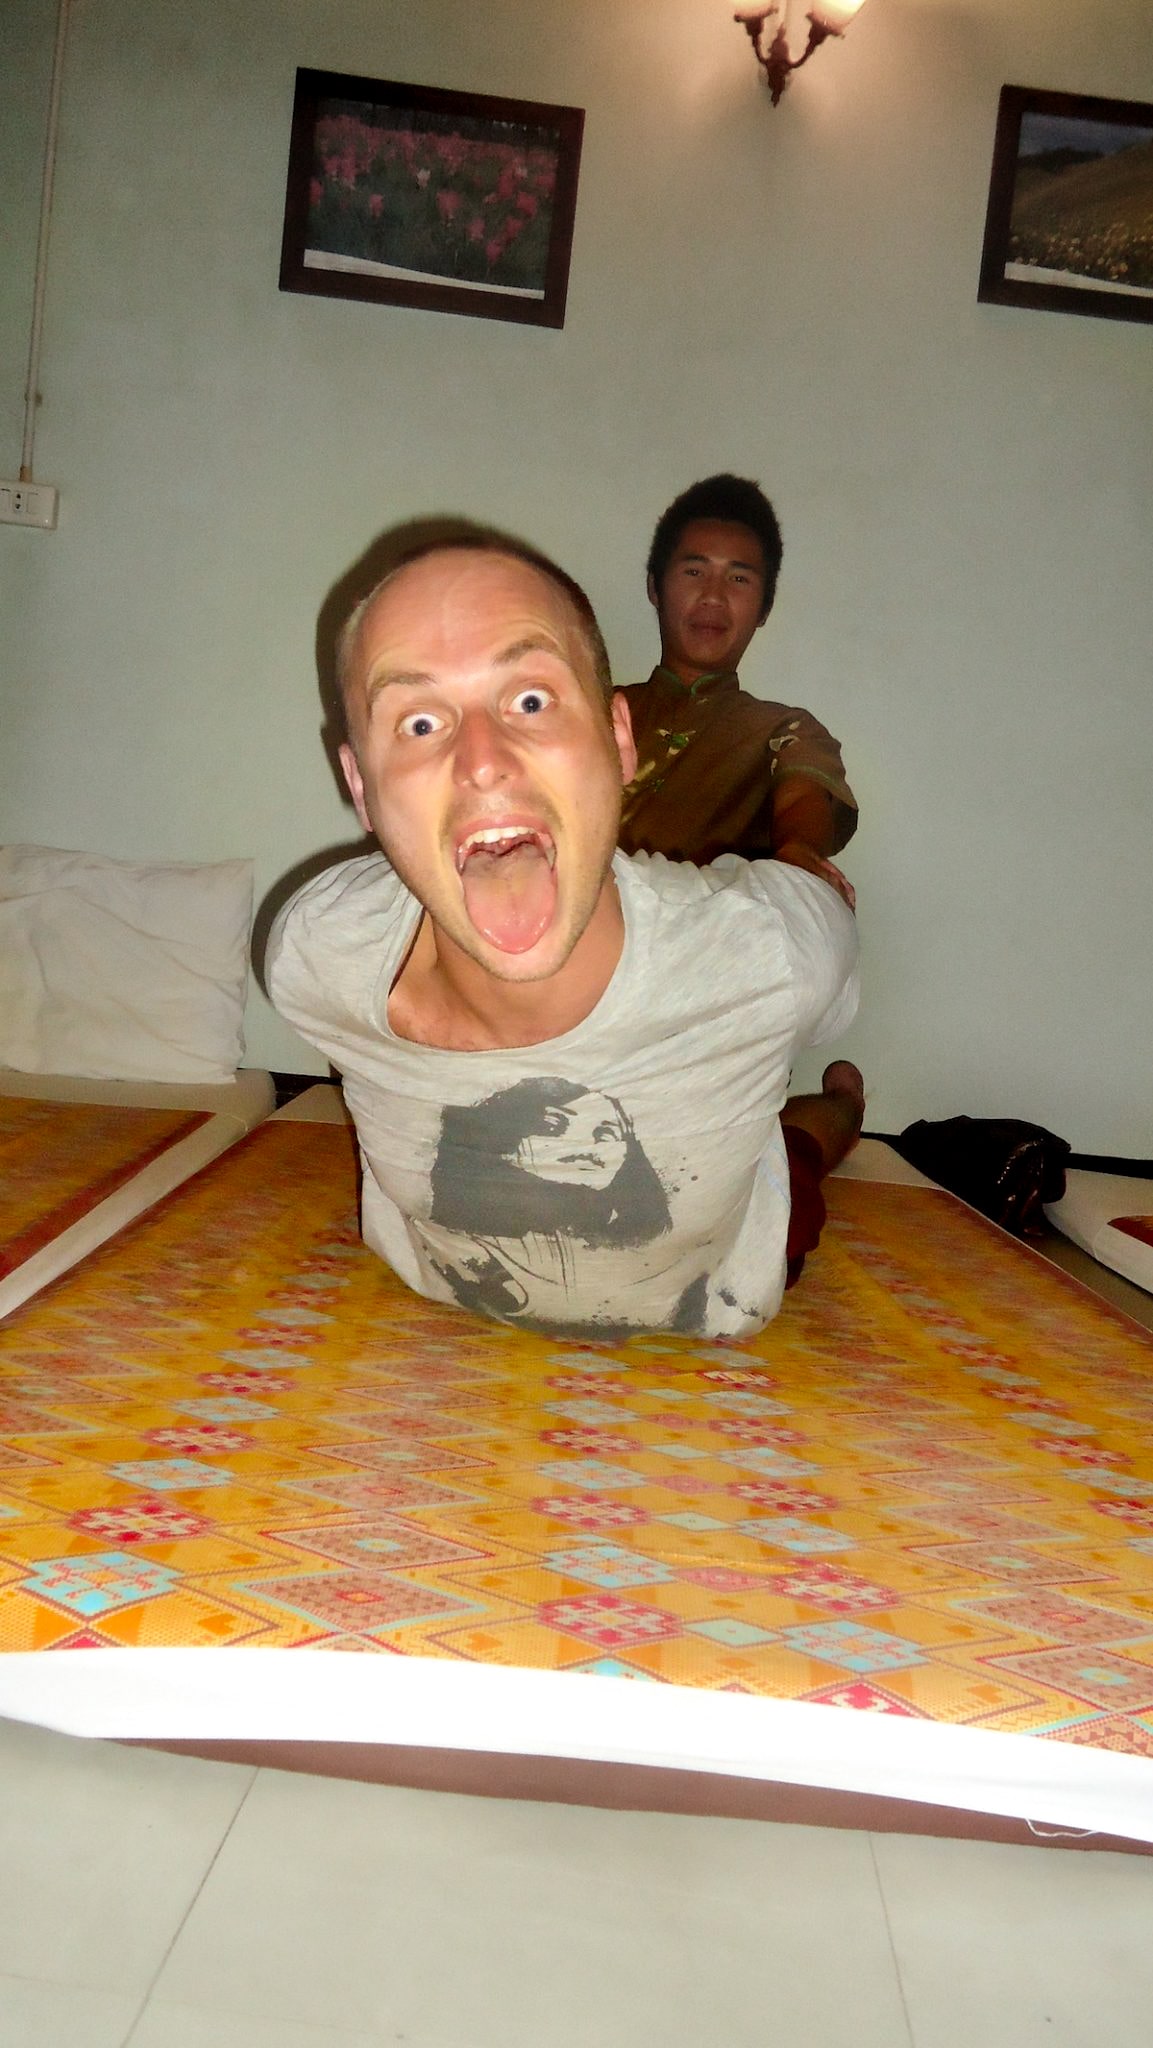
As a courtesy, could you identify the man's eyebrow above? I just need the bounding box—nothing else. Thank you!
[494,635,564,666]
[364,667,434,701]
[363,637,563,699]
[679,550,760,573]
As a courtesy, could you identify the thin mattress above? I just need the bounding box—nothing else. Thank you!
[1,1105,1151,1846]
[1045,1168,1153,1297]
[0,1067,274,1320]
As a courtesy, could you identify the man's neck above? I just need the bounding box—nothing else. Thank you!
[388,881,626,1052]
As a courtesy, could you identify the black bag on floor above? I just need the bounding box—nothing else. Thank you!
[891,1116,1071,1238]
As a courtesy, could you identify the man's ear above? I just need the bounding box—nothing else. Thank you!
[610,691,638,786]
[338,741,374,835]
[646,572,659,611]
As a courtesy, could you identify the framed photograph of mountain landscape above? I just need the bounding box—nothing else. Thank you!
[279,68,584,329]
[978,84,1153,325]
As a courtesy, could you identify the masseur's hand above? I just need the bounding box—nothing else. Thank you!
[774,840,856,912]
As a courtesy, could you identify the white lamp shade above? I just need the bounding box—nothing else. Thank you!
[810,0,868,31]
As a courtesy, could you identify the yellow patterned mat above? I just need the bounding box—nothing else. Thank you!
[1,1120,1152,1759]
[0,1094,208,1277]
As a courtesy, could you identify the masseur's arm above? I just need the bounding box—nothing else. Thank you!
[771,776,856,910]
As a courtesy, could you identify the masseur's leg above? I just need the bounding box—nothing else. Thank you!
[779,1061,865,1287]
[780,1060,865,1174]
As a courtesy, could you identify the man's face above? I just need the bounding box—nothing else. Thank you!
[339,550,636,985]
[649,518,768,683]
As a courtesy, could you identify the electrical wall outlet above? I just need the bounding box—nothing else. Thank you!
[0,481,58,529]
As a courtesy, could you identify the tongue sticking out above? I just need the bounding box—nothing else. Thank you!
[459,836,558,953]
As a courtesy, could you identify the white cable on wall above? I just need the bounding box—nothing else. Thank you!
[21,0,72,483]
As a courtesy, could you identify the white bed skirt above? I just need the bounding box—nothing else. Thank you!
[1,1650,1150,1846]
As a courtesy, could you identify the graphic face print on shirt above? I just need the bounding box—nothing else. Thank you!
[420,1076,702,1329]
[513,1090,628,1189]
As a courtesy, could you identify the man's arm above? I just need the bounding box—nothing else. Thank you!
[770,775,856,910]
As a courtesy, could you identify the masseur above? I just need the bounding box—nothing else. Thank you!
[268,531,863,1339]
[620,474,857,905]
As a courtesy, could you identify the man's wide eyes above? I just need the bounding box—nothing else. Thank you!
[397,710,443,739]
[510,687,552,715]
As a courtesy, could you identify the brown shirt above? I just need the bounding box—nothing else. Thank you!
[618,666,857,866]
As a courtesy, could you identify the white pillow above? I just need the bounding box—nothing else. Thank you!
[0,844,254,1084]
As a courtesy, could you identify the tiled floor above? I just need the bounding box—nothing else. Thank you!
[1,1711,1151,2048]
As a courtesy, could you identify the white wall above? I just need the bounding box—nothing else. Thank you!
[2,0,1151,1151]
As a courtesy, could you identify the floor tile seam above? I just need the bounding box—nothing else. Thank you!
[121,1986,390,2047]
[867,1832,917,2048]
[120,1762,261,2045]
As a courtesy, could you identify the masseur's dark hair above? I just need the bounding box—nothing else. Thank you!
[646,474,784,621]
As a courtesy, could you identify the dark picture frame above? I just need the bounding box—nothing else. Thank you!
[978,84,1153,326]
[279,68,584,330]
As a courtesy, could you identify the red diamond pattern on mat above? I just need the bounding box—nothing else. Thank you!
[764,1565,896,1615]
[1093,1499,1153,1531]
[708,1421,794,1445]
[531,1498,649,1530]
[545,1375,629,1396]
[143,1427,254,1455]
[913,1543,1098,1585]
[962,1590,1153,1644]
[271,1519,486,1572]
[47,1627,126,1650]
[539,1430,641,1455]
[537,1593,682,1649]
[883,1474,1041,1501]
[727,1482,836,1513]
[804,1680,924,1716]
[285,1474,477,1512]
[904,1506,1061,1541]
[68,1501,212,1543]
[312,1442,488,1475]
[1055,1446,1132,1471]
[248,1571,472,1632]
[701,1369,781,1389]
[676,1567,768,1592]
[991,1647,1153,1712]
[0,1399,68,1433]
[1046,1714,1153,1757]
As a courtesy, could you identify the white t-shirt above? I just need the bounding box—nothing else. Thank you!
[267,851,858,1339]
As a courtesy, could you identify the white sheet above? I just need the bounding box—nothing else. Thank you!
[0,1649,1148,1845]
[1046,1169,1153,1297]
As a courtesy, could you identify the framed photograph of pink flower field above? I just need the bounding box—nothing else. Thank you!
[279,68,585,328]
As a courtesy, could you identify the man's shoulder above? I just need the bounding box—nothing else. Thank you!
[275,850,404,932]
[266,852,411,1003]
[618,845,827,917]
[715,681,801,732]
[614,851,857,1034]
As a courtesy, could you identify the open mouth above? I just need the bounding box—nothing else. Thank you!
[455,823,559,954]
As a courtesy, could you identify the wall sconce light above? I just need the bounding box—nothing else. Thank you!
[734,1,869,106]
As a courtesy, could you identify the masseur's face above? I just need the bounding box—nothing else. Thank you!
[339,550,636,985]
[649,518,768,683]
